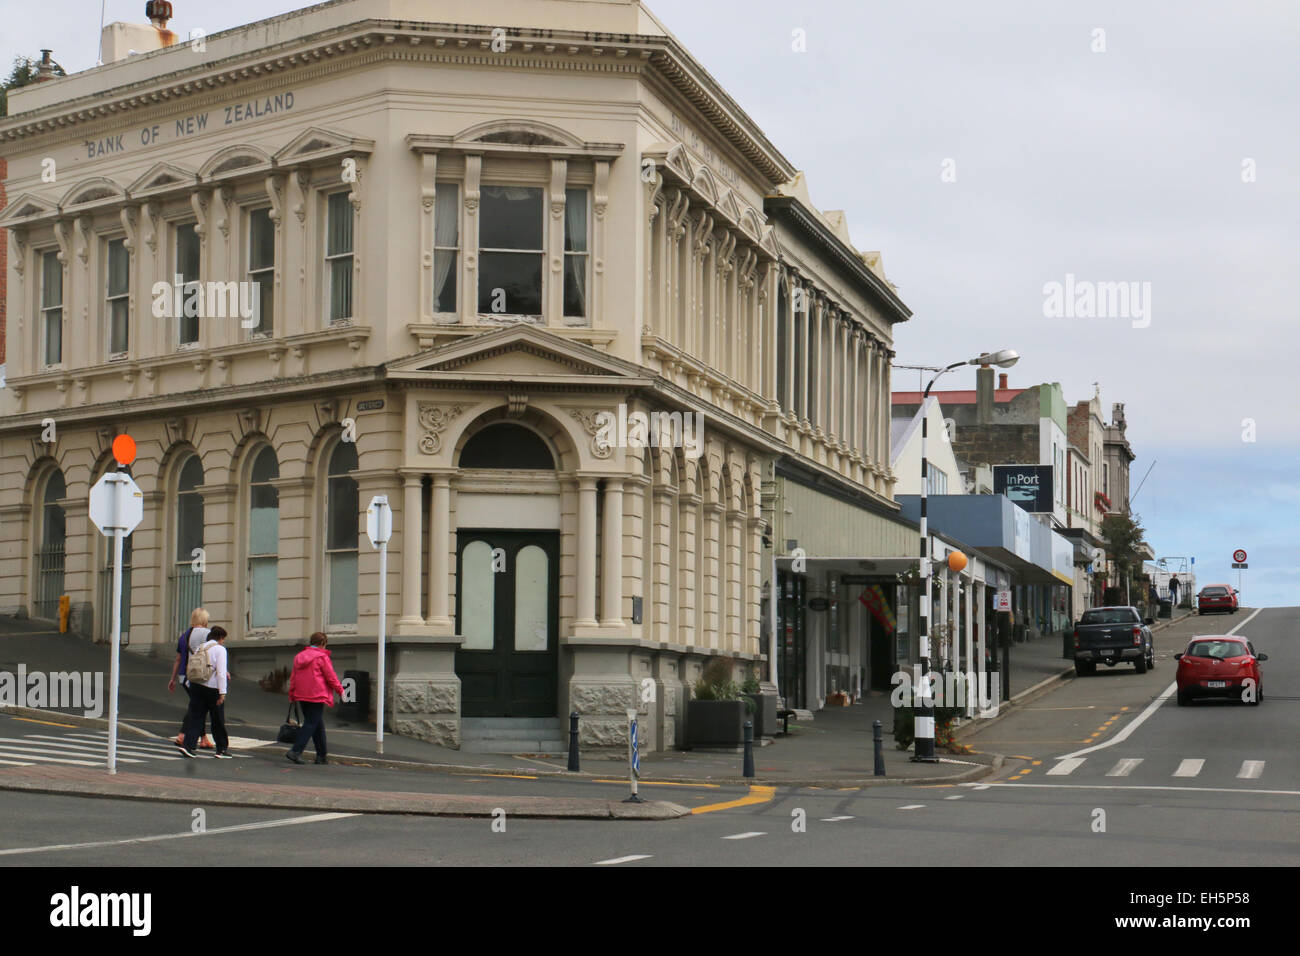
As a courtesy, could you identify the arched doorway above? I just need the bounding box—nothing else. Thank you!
[454,422,560,717]
[33,468,67,621]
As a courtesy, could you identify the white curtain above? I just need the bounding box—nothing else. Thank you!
[433,183,459,310]
[565,190,588,317]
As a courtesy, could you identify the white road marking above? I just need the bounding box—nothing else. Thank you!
[721,831,766,840]
[594,855,652,865]
[0,741,147,763]
[897,804,925,810]
[1173,759,1204,778]
[0,749,105,767]
[16,736,178,760]
[1057,607,1264,762]
[1047,758,1085,776]
[1238,761,1265,780]
[1107,758,1143,777]
[944,796,964,801]
[0,812,359,857]
[978,781,1300,797]
[0,758,34,766]
[820,815,855,821]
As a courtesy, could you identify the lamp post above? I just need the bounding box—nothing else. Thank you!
[913,349,1018,762]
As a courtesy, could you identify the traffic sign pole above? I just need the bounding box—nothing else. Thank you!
[366,496,393,755]
[108,525,123,775]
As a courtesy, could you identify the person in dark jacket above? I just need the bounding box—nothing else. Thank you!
[285,632,346,765]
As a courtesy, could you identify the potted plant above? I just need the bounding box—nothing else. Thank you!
[686,658,755,748]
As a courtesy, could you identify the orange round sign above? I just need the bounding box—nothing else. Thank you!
[947,551,968,573]
[112,434,137,465]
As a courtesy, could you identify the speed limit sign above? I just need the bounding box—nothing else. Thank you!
[1233,549,1247,563]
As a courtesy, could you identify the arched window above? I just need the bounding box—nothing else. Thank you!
[249,446,280,629]
[326,440,359,625]
[34,469,66,620]
[172,454,204,636]
[459,423,555,469]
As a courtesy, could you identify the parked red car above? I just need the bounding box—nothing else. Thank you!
[1175,636,1266,706]
[1197,584,1238,614]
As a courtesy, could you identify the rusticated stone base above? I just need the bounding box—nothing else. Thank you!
[391,716,460,749]
[388,678,460,748]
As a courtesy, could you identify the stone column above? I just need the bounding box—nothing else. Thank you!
[427,472,452,630]
[61,497,95,639]
[576,477,598,627]
[197,482,236,635]
[623,473,648,632]
[677,491,699,645]
[703,501,723,649]
[399,471,424,628]
[600,477,623,627]
[725,506,743,653]
[272,475,311,640]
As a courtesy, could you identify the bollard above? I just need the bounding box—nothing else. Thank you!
[873,719,886,776]
[567,711,580,772]
[742,720,755,778]
[623,709,643,803]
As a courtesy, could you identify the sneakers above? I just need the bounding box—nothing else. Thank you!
[285,751,303,764]
[212,750,233,759]
[175,744,197,758]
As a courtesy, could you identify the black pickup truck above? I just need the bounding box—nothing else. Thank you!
[1072,606,1155,676]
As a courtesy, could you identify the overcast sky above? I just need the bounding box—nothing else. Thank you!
[5,1,1296,605]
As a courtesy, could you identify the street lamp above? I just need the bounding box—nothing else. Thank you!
[912,348,1018,762]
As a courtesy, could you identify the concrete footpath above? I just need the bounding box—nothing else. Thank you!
[0,611,1188,814]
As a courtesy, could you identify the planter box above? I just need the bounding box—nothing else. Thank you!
[686,699,749,748]
[745,692,779,739]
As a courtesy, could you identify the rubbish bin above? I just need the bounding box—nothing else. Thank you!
[1062,625,1074,660]
[1158,599,1172,619]
[1012,623,1027,644]
[339,669,370,723]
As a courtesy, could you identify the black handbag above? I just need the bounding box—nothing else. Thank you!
[277,702,302,744]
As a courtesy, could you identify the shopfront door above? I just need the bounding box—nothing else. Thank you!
[455,530,559,717]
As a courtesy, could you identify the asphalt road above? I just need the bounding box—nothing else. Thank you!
[1,607,1296,868]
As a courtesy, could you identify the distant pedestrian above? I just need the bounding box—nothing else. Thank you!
[167,608,214,750]
[285,632,345,766]
[176,626,231,759]
[1169,576,1181,605]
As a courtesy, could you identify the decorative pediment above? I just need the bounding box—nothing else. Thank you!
[0,191,58,228]
[59,177,126,213]
[692,166,720,206]
[457,119,583,149]
[716,188,742,226]
[739,207,764,243]
[273,126,376,167]
[387,325,647,382]
[199,145,274,182]
[127,162,199,199]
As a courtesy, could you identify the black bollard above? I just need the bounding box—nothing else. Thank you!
[742,720,755,778]
[873,719,886,776]
[567,711,580,772]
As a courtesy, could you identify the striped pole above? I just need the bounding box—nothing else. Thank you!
[913,399,937,762]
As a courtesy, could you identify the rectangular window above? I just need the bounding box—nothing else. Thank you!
[563,188,589,319]
[107,239,130,355]
[41,251,63,366]
[248,207,275,335]
[478,185,543,316]
[433,182,459,313]
[326,192,353,323]
[176,223,200,346]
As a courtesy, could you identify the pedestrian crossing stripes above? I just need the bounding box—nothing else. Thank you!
[0,730,250,768]
[1045,757,1268,780]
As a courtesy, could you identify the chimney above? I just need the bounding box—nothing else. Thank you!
[146,1,173,30]
[976,364,995,424]
[1112,402,1126,431]
[998,372,1008,390]
[33,50,63,82]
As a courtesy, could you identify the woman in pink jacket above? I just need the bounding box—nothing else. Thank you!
[286,632,346,765]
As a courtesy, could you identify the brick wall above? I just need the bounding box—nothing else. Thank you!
[950,423,1040,469]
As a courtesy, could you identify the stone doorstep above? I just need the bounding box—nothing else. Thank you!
[0,764,691,820]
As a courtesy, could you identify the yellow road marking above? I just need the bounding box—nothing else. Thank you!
[1031,760,1042,766]
[691,785,776,814]
[591,779,720,789]
[8,715,77,728]
[476,773,538,780]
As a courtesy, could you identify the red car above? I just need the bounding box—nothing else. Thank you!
[1175,636,1266,706]
[1197,584,1238,614]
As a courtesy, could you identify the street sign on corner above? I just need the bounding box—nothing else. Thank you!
[366,495,393,547]
[88,472,144,536]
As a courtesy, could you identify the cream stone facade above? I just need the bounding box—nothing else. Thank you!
[0,0,904,751]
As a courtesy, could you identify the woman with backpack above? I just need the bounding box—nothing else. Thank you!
[285,632,345,765]
[177,626,231,759]
[167,607,214,750]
